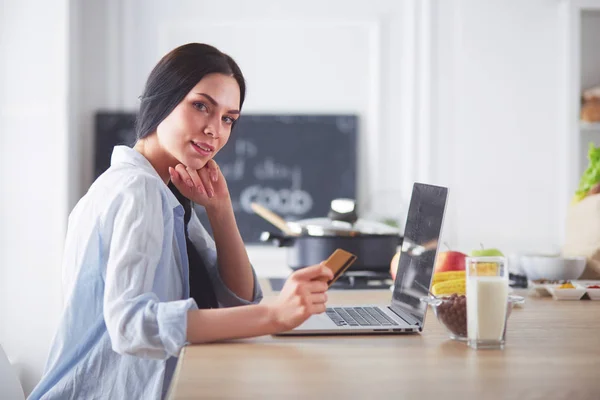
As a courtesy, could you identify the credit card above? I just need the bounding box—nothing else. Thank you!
[323,248,357,287]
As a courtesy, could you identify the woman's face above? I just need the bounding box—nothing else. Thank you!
[156,73,241,170]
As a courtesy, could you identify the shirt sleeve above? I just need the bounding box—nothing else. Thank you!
[102,175,197,360]
[186,207,264,307]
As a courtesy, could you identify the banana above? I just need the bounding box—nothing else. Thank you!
[432,278,466,296]
[431,270,466,286]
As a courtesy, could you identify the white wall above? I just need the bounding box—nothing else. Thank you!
[74,0,114,205]
[434,0,569,255]
[0,0,70,395]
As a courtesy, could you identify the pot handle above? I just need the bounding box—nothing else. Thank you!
[327,198,359,224]
[260,231,296,247]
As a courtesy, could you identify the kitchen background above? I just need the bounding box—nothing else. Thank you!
[1,0,599,395]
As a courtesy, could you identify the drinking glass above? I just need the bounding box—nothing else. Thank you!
[466,256,509,350]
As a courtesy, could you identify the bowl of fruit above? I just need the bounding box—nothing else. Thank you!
[421,293,525,341]
[422,244,525,342]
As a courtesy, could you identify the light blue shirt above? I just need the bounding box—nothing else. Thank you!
[29,146,263,400]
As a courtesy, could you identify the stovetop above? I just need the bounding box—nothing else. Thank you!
[329,271,393,290]
[268,270,393,292]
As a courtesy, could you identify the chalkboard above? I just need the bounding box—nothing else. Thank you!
[94,112,357,243]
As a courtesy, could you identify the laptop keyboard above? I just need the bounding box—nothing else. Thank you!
[326,307,399,327]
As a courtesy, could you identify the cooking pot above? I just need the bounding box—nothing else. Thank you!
[259,199,403,272]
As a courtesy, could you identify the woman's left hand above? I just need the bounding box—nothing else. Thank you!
[169,160,230,210]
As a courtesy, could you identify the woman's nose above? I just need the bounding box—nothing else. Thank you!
[204,124,218,138]
[204,116,220,138]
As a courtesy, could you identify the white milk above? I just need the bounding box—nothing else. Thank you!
[467,277,509,341]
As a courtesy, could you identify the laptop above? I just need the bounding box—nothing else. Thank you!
[275,182,448,335]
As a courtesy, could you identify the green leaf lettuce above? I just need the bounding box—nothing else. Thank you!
[575,142,600,202]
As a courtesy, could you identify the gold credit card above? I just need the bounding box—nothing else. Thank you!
[323,249,357,287]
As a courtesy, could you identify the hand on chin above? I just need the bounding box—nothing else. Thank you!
[168,159,229,210]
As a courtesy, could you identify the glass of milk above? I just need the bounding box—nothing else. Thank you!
[466,256,509,350]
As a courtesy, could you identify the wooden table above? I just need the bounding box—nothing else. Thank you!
[168,280,600,400]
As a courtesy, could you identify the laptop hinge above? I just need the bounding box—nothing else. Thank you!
[388,304,421,326]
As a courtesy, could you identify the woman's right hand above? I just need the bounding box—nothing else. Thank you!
[269,263,334,332]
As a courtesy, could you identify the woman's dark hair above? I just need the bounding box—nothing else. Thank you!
[136,43,246,309]
[135,43,246,140]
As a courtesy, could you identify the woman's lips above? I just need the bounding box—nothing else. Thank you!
[191,141,214,157]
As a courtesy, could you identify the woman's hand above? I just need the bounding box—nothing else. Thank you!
[168,160,230,210]
[269,263,334,332]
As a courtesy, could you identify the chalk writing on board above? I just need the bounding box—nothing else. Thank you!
[217,139,311,216]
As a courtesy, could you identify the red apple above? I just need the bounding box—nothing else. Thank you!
[390,249,467,281]
[434,251,467,273]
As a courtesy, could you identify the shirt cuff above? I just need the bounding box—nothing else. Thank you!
[213,265,264,308]
[157,298,198,356]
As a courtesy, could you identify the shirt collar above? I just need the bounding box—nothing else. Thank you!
[110,145,182,210]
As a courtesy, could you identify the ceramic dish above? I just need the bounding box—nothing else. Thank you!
[573,281,600,300]
[546,285,587,300]
[527,280,569,297]
[572,280,600,287]
[520,255,586,281]
[529,282,550,297]
[584,287,600,300]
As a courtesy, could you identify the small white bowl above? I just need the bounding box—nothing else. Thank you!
[572,281,600,300]
[584,286,600,300]
[573,280,600,287]
[528,281,568,297]
[520,255,586,281]
[547,286,587,300]
[527,281,551,297]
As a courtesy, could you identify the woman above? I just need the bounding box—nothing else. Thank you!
[29,43,332,400]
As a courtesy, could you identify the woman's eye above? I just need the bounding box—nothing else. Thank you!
[193,102,207,111]
[223,116,237,125]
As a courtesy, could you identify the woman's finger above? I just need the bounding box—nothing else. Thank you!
[309,303,327,315]
[305,280,328,294]
[186,166,205,195]
[168,167,182,186]
[207,159,219,183]
[175,164,194,189]
[309,293,328,305]
[169,166,196,198]
[198,167,215,198]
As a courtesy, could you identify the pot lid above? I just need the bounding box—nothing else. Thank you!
[286,198,400,237]
[287,217,400,236]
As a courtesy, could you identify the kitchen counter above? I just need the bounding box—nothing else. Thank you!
[167,280,600,400]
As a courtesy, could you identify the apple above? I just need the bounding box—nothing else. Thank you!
[469,244,504,257]
[468,244,504,276]
[434,250,467,273]
[390,245,468,280]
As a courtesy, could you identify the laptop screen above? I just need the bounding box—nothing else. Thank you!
[391,183,448,323]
